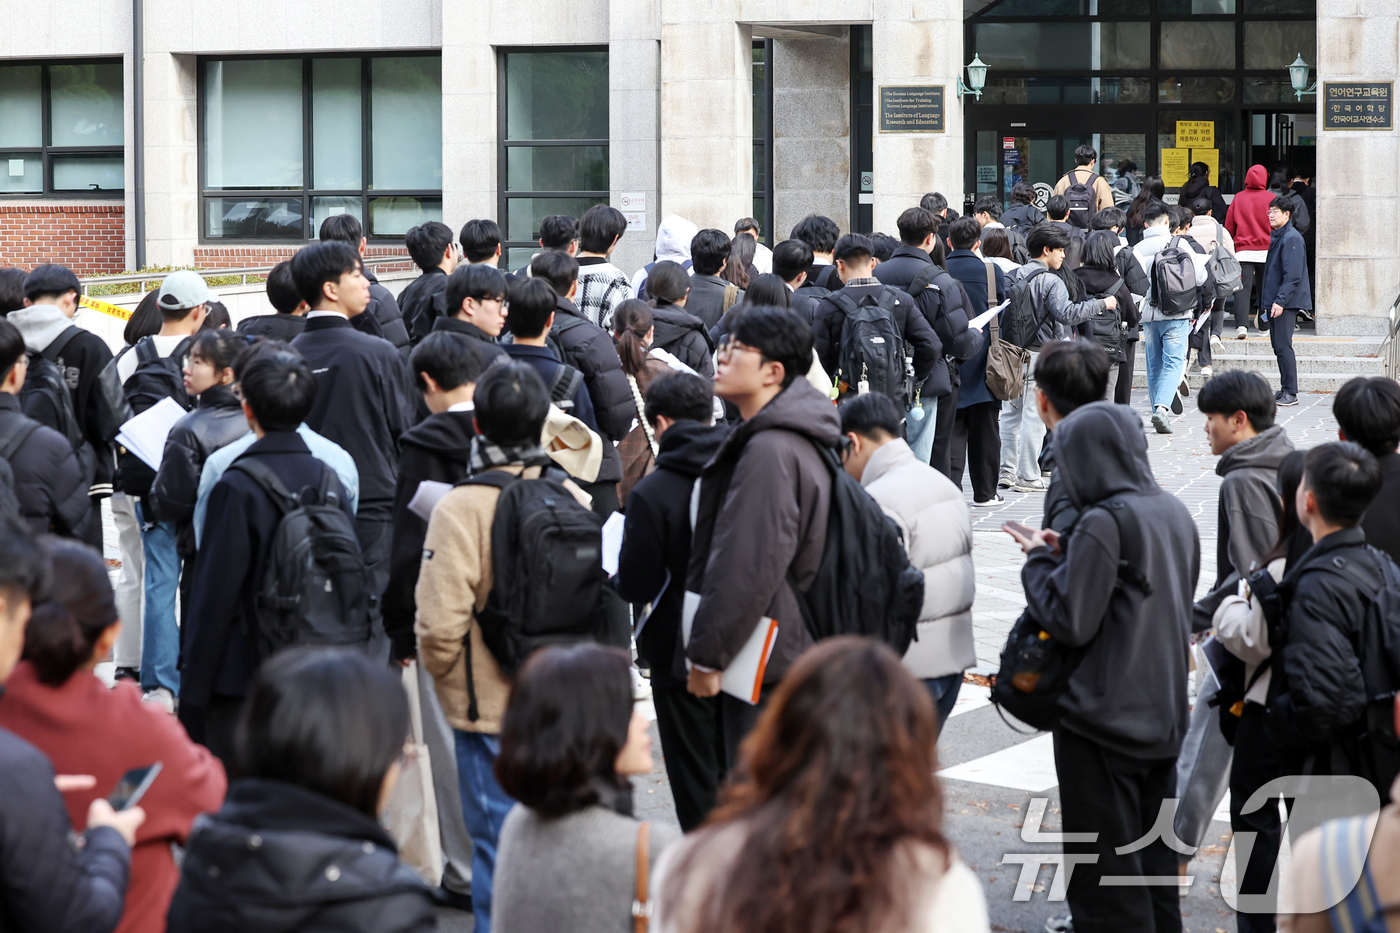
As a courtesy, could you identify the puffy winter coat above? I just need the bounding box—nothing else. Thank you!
[364,269,411,354]
[0,394,92,540]
[148,385,250,556]
[550,296,632,482]
[649,302,715,378]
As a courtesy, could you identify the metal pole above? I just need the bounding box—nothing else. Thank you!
[132,0,146,271]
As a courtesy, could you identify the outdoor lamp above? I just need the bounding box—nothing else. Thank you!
[958,54,988,100]
[1289,53,1317,101]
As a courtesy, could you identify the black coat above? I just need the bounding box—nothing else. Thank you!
[292,315,416,521]
[650,303,715,378]
[148,385,250,556]
[813,278,942,396]
[399,268,450,346]
[614,421,731,686]
[1002,203,1046,233]
[181,432,357,710]
[790,283,829,327]
[873,245,967,398]
[383,409,477,661]
[550,296,630,482]
[0,727,129,933]
[167,778,434,933]
[808,263,842,292]
[1180,176,1230,225]
[1362,451,1400,566]
[945,250,1007,409]
[0,395,92,540]
[1074,264,1140,328]
[364,269,411,353]
[237,313,306,342]
[685,274,742,332]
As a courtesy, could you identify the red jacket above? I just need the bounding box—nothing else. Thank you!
[1225,164,1274,253]
[0,665,226,933]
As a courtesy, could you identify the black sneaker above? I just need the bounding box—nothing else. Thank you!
[113,666,139,683]
[1277,393,1299,407]
[1178,377,1190,398]
[1170,391,1184,415]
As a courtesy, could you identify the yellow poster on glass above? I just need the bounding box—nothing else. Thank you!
[1161,148,1191,188]
[1190,148,1219,185]
[1176,121,1214,147]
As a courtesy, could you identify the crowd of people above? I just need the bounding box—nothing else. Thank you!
[0,151,1389,933]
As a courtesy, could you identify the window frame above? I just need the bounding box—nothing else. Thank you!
[196,51,443,245]
[496,46,611,264]
[0,57,125,200]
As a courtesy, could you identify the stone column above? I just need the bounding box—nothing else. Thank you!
[869,1,963,232]
[441,7,497,232]
[140,52,199,267]
[610,0,662,276]
[1314,4,1400,335]
[772,32,851,238]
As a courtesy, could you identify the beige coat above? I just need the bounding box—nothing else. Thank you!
[415,463,590,733]
[1053,167,1116,213]
[542,404,602,483]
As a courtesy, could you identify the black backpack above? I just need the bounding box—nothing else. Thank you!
[459,462,606,696]
[0,417,40,525]
[1086,276,1127,363]
[124,336,194,414]
[227,458,372,661]
[546,361,586,414]
[1002,266,1052,350]
[1151,237,1199,317]
[992,497,1151,731]
[789,440,923,655]
[19,326,95,488]
[830,287,916,407]
[1063,170,1099,229]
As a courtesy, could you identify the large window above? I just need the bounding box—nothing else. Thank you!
[199,54,442,241]
[753,41,773,244]
[498,49,609,269]
[0,61,123,197]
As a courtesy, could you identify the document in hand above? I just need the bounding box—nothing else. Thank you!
[115,396,189,472]
[969,300,1010,331]
[680,591,780,704]
[407,480,454,522]
[601,511,626,576]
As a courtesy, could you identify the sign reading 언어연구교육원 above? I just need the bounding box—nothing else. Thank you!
[879,86,944,133]
[1323,83,1392,131]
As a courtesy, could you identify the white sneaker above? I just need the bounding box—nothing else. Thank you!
[142,687,175,714]
[1200,365,1213,378]
[1236,326,1248,339]
[1209,334,1223,352]
[631,667,653,701]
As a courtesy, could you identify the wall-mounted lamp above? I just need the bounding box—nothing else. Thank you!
[1288,53,1317,101]
[957,54,988,100]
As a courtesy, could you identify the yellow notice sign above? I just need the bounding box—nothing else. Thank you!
[78,295,133,321]
[1191,148,1219,185]
[1176,120,1214,147]
[1161,148,1191,188]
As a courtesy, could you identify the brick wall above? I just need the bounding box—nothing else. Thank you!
[0,204,125,275]
[194,245,415,275]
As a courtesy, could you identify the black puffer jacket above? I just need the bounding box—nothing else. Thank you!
[1002,202,1046,233]
[875,245,975,397]
[551,296,631,483]
[811,281,941,396]
[399,268,450,346]
[167,778,434,933]
[0,395,92,541]
[148,385,249,556]
[364,269,411,355]
[650,303,714,378]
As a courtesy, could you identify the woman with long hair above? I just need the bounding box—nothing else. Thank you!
[654,637,990,933]
[723,234,756,290]
[979,228,1022,276]
[1075,230,1141,405]
[492,644,677,933]
[613,299,670,504]
[1125,175,1166,246]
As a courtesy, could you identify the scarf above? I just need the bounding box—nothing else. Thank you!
[468,435,548,474]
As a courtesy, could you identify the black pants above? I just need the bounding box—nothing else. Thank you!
[1054,727,1181,933]
[929,383,958,478]
[719,691,765,772]
[1236,262,1265,330]
[1268,309,1299,395]
[355,517,393,666]
[1230,704,1288,933]
[580,480,632,649]
[652,683,726,832]
[179,694,246,774]
[1196,299,1225,366]
[950,401,1001,502]
[1114,340,1137,405]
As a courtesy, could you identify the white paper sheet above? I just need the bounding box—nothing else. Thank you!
[115,396,188,472]
[969,299,1010,331]
[407,480,454,522]
[680,590,780,705]
[601,511,626,577]
[631,570,670,642]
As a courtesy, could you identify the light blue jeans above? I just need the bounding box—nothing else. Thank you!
[905,396,940,464]
[454,730,515,933]
[999,350,1045,483]
[135,501,180,695]
[1143,318,1191,412]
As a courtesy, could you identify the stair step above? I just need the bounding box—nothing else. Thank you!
[1132,372,1360,392]
[1196,336,1385,358]
[1205,355,1385,375]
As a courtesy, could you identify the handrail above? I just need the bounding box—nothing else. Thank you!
[77,254,415,294]
[1385,292,1400,382]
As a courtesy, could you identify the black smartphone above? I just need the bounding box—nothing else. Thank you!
[107,762,162,811]
[1004,521,1038,539]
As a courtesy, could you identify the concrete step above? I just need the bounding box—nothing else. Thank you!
[1132,371,1359,392]
[1204,354,1385,375]
[1196,334,1385,358]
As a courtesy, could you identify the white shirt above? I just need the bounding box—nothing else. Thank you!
[448,401,475,413]
[752,240,773,275]
[305,310,346,319]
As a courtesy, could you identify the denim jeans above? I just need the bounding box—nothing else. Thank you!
[135,500,180,695]
[924,674,963,737]
[454,730,515,933]
[904,396,939,464]
[1143,318,1191,412]
[999,350,1044,483]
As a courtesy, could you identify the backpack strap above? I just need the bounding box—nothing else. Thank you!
[721,283,739,314]
[547,363,584,406]
[829,290,860,318]
[553,313,591,339]
[134,336,159,366]
[984,261,998,311]
[1100,498,1153,596]
[0,417,42,460]
[875,285,903,315]
[459,470,520,491]
[40,325,83,363]
[1322,815,1382,933]
[226,456,302,517]
[906,264,941,299]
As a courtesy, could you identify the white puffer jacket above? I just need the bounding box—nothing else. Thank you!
[859,439,977,680]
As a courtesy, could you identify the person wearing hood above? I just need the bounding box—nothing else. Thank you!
[1180,161,1229,226]
[1005,401,1199,933]
[1225,164,1275,338]
[642,260,715,378]
[614,371,731,831]
[684,307,840,768]
[633,214,699,299]
[10,264,128,549]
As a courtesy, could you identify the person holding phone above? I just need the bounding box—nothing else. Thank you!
[0,537,225,933]
[0,520,146,933]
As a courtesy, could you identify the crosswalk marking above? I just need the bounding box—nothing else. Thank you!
[938,732,1059,792]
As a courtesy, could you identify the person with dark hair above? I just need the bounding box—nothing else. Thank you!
[1181,162,1230,228]
[723,233,756,289]
[1111,158,1142,205]
[180,346,354,764]
[1183,196,1237,376]
[866,232,897,263]
[1134,200,1209,433]
[199,301,229,332]
[292,241,416,666]
[653,638,988,931]
[1025,339,1112,538]
[318,213,411,352]
[645,260,714,378]
[537,213,578,253]
[687,306,839,765]
[0,316,92,539]
[416,360,593,933]
[167,647,436,932]
[771,238,829,324]
[0,537,226,933]
[1043,195,1087,270]
[401,220,459,344]
[123,289,165,347]
[1335,376,1400,564]
[1053,144,1115,224]
[1125,175,1166,246]
[1267,442,1400,803]
[237,260,308,341]
[0,519,147,933]
[1261,194,1311,406]
[1003,182,1047,234]
[1225,165,1274,338]
[838,392,975,731]
[685,228,743,331]
[0,267,25,315]
[789,214,842,290]
[460,217,505,266]
[1074,229,1140,400]
[575,204,633,329]
[614,371,729,829]
[492,644,680,932]
[501,277,597,428]
[734,216,772,274]
[434,263,508,362]
[1007,399,1199,933]
[613,299,671,504]
[972,195,1032,264]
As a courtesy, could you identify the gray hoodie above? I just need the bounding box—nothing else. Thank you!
[1215,425,1294,584]
[1021,402,1201,759]
[7,304,73,353]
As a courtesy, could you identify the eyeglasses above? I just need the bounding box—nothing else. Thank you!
[716,337,763,363]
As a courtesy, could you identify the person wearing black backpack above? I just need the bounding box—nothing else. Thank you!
[1002,182,1047,236]
[1074,231,1139,403]
[1052,144,1115,229]
[500,277,598,429]
[1005,401,1199,933]
[0,318,92,540]
[789,214,842,292]
[10,264,128,549]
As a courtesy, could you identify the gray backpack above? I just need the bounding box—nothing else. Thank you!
[1208,222,1243,299]
[1151,237,1199,317]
